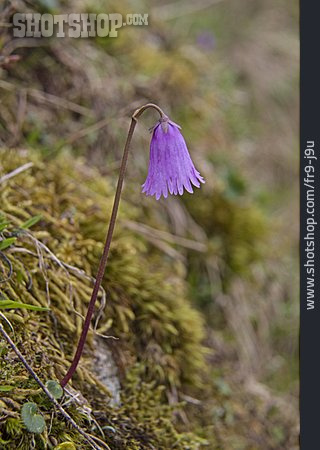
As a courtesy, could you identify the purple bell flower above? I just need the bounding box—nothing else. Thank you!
[142,116,205,200]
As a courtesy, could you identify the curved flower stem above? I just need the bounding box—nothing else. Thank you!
[132,103,166,120]
[60,103,165,388]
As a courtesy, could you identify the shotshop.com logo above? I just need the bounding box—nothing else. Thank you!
[12,13,149,38]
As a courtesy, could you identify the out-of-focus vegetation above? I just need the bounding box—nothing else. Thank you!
[0,0,298,448]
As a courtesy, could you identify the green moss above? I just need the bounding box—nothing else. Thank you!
[0,149,207,448]
[185,186,268,278]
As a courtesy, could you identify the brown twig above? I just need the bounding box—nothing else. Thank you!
[0,80,93,117]
[122,219,207,252]
[0,162,33,184]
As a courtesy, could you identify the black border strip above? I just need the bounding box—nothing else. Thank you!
[300,1,320,447]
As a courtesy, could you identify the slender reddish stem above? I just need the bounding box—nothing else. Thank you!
[60,104,165,387]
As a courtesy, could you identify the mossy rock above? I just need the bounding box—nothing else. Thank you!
[0,148,207,449]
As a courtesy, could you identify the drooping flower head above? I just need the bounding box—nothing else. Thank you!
[142,116,205,200]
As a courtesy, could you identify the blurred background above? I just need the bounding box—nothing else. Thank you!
[0,0,299,448]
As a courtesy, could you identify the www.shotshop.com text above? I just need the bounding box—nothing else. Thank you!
[304,141,317,310]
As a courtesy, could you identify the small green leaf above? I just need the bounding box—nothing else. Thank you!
[21,215,42,229]
[0,238,16,250]
[45,380,63,399]
[0,385,14,392]
[21,402,46,434]
[0,300,49,312]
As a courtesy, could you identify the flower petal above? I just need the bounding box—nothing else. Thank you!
[142,118,205,199]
